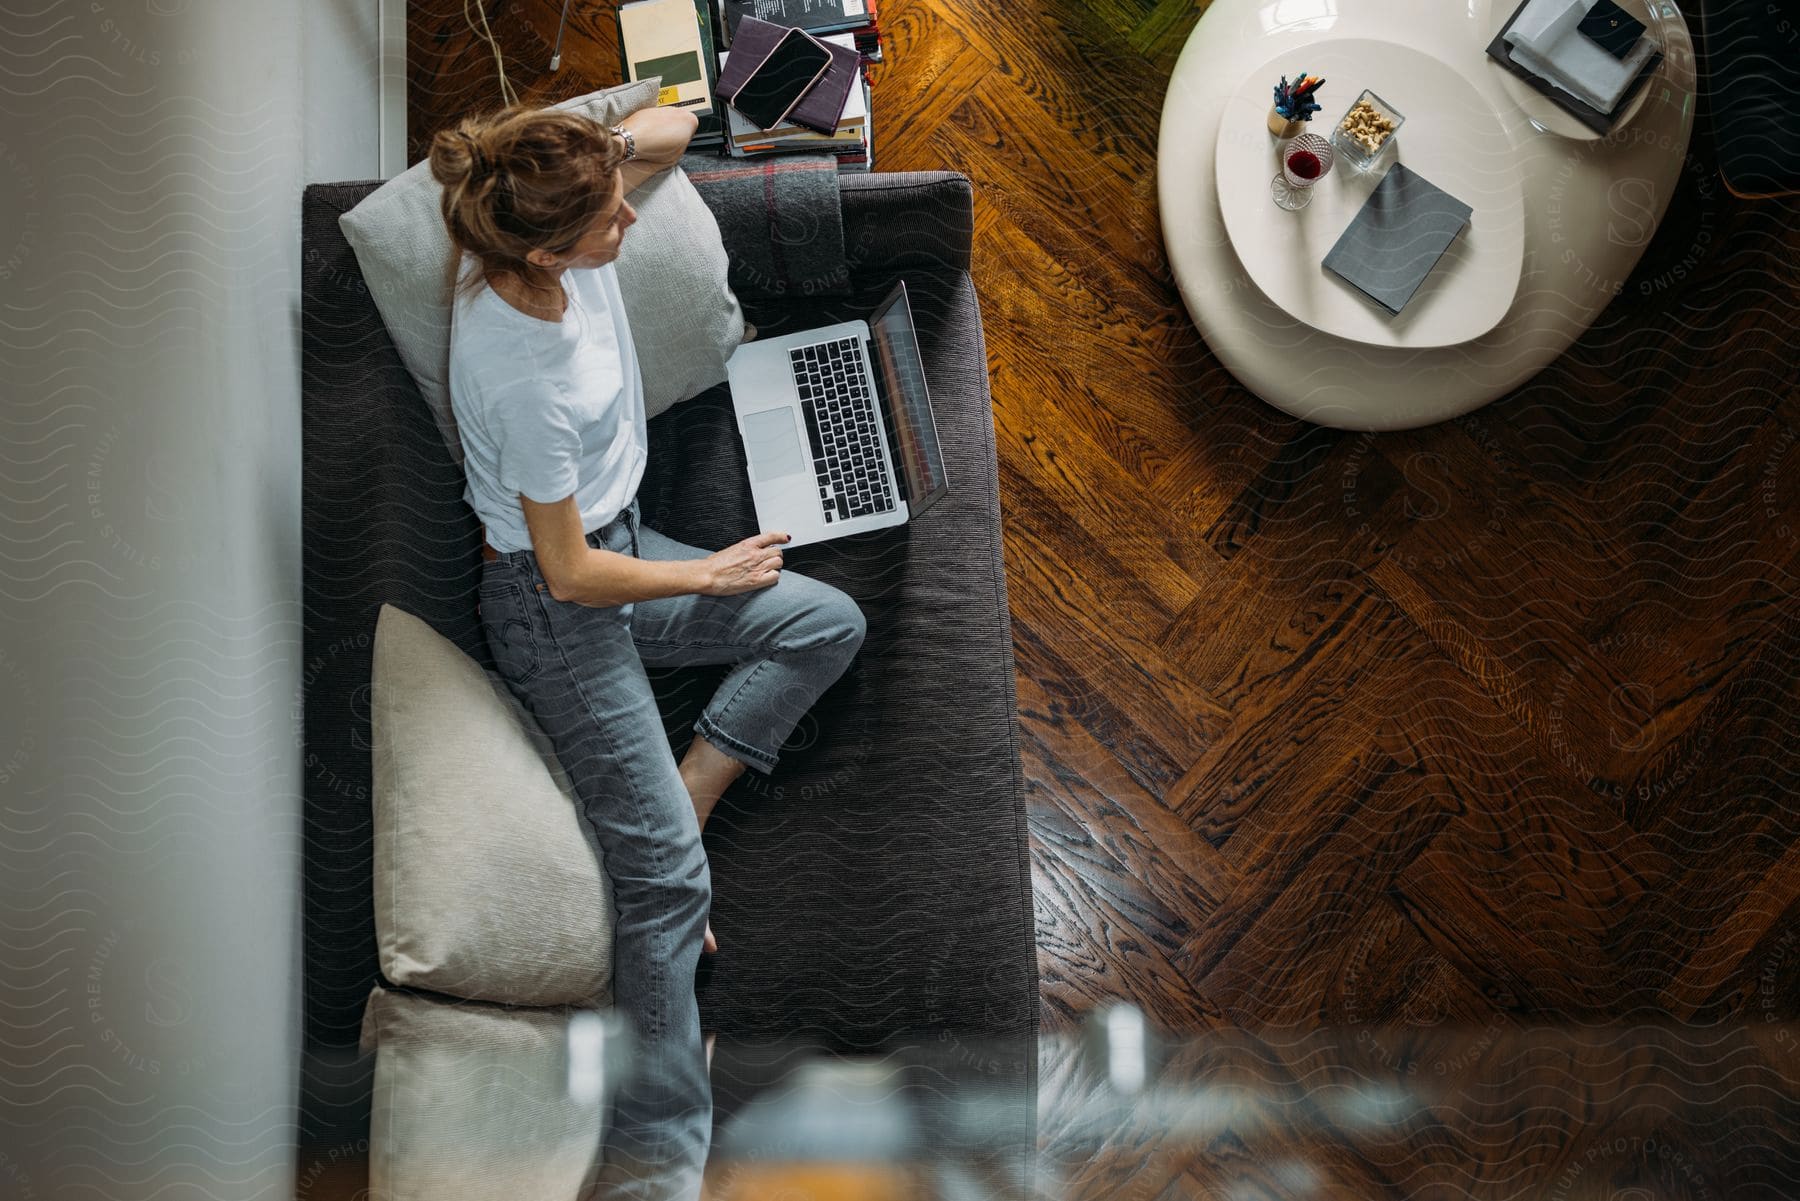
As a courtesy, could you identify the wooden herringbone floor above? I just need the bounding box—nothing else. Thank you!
[401,1,1800,1194]
[408,0,1800,1033]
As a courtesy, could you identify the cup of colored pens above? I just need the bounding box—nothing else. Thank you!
[1268,72,1326,138]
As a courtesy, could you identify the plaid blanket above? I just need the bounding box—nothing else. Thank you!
[682,152,850,299]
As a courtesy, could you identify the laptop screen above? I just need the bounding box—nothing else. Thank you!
[869,282,948,518]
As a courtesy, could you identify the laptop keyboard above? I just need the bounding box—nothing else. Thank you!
[790,337,895,524]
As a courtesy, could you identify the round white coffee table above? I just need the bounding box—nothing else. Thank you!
[1157,0,1695,430]
[1215,40,1526,349]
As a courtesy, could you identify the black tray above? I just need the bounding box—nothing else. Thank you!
[1484,0,1664,135]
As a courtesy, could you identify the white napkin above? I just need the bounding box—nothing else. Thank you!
[1505,0,1660,112]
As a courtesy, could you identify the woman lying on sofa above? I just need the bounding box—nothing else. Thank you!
[428,103,867,1200]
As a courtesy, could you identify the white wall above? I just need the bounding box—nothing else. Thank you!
[0,2,383,1197]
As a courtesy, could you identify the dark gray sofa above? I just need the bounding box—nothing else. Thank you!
[299,172,1037,1096]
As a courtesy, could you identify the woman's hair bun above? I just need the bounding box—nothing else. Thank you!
[459,130,490,178]
[433,103,627,304]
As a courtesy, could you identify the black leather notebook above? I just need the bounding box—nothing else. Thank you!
[1578,0,1646,57]
[1322,164,1473,316]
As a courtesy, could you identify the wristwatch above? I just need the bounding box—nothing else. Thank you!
[610,124,637,163]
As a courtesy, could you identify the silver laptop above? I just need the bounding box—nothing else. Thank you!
[726,280,948,547]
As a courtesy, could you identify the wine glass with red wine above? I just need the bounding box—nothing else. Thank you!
[1271,132,1335,211]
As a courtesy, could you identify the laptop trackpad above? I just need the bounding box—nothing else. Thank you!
[743,406,808,482]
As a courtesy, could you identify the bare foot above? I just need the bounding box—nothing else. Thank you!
[704,921,717,954]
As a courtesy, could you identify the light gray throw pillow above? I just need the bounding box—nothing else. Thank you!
[370,603,613,1005]
[338,80,745,465]
[359,986,601,1201]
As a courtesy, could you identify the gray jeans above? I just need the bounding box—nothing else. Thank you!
[477,496,866,1201]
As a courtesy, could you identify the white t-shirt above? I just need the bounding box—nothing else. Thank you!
[449,257,648,554]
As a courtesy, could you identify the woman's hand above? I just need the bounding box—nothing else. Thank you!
[694,531,790,596]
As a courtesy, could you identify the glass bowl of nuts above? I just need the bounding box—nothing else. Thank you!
[1332,89,1404,171]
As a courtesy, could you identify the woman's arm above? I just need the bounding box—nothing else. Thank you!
[524,493,702,606]
[615,107,698,195]
[522,493,789,607]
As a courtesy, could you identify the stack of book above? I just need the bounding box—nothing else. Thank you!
[714,0,882,63]
[719,29,871,171]
[616,0,882,168]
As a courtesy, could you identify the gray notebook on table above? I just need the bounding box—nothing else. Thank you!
[1322,164,1473,316]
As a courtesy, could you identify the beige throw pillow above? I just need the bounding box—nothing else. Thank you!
[370,603,613,1005]
[359,986,602,1201]
[338,80,745,465]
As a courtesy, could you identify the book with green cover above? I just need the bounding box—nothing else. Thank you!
[617,0,724,147]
